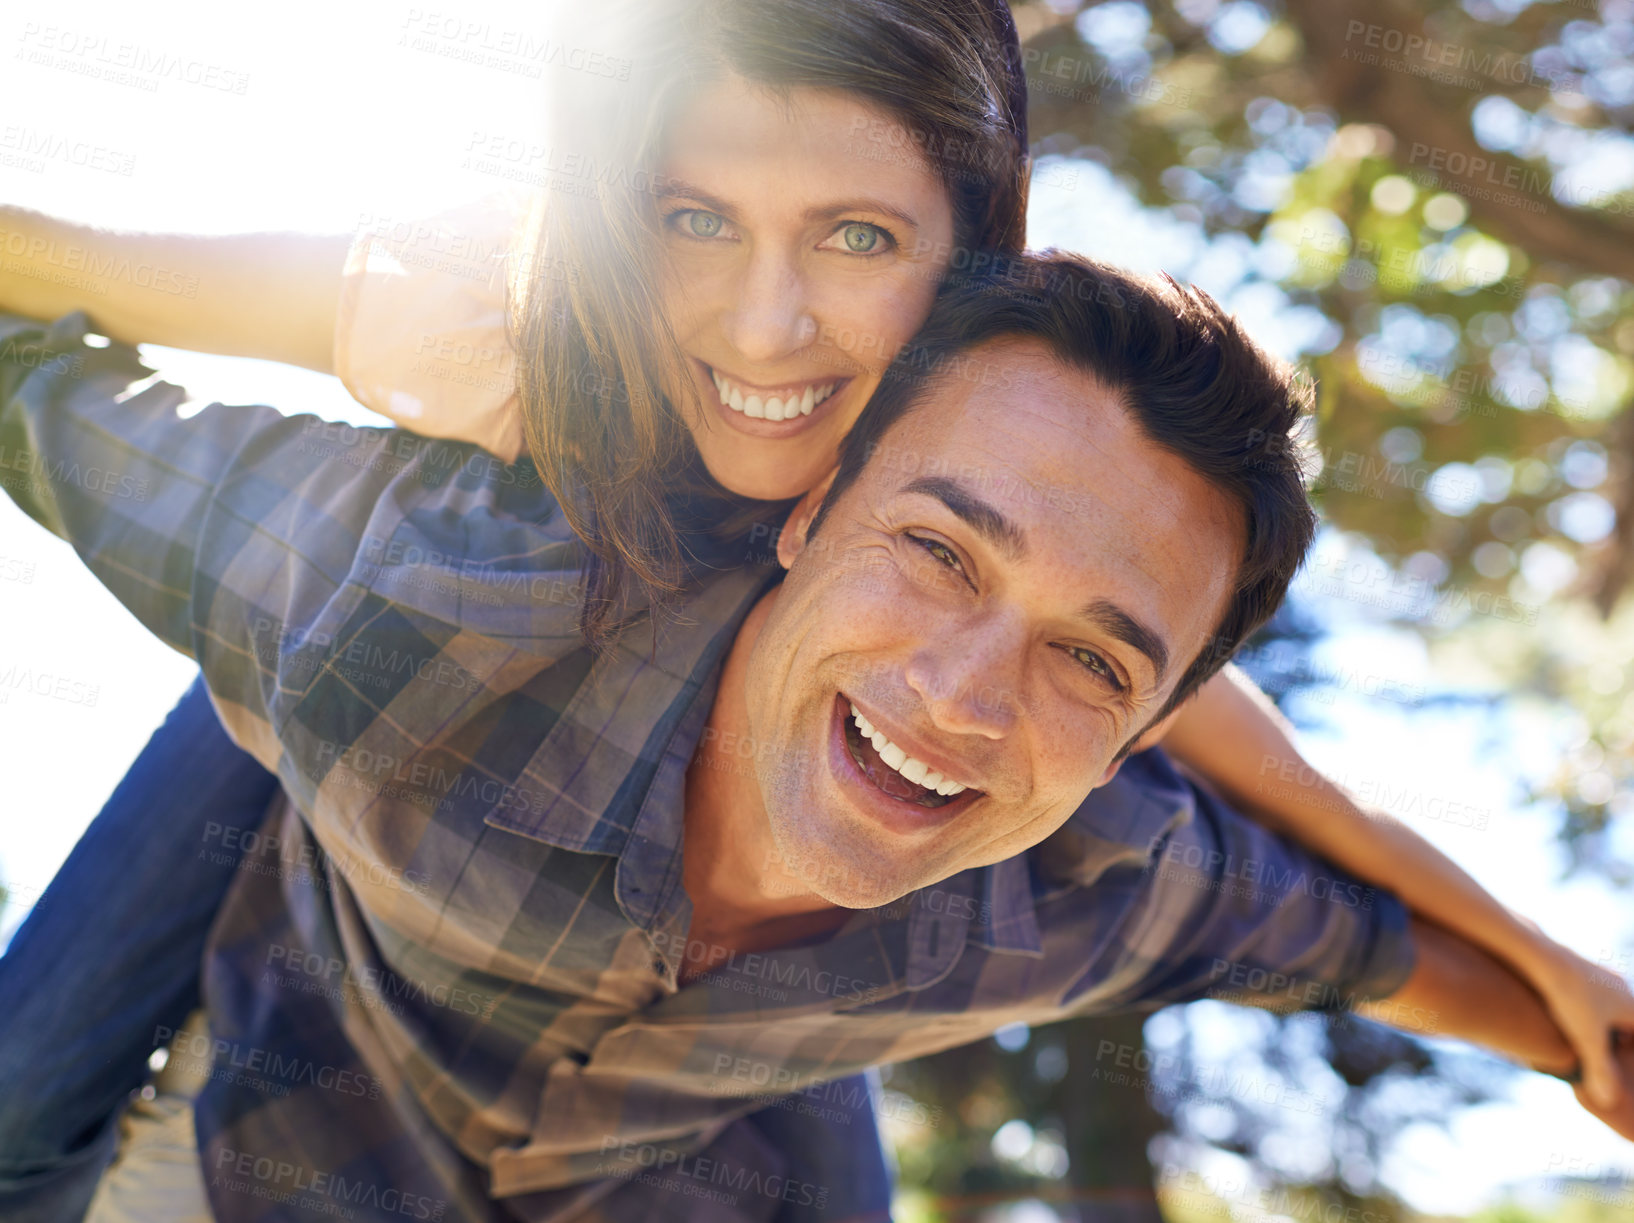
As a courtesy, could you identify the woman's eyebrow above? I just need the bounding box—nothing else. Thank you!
[656,181,736,215]
[803,200,921,231]
[655,183,921,233]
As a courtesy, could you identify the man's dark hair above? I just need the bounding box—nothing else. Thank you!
[809,250,1316,751]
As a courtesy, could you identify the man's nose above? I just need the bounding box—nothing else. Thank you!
[903,617,1026,740]
[718,248,817,365]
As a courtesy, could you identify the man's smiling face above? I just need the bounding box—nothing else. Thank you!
[743,337,1247,908]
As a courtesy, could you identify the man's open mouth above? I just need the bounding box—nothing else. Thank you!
[837,693,981,811]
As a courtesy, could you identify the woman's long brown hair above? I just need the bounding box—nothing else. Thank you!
[511,0,1031,650]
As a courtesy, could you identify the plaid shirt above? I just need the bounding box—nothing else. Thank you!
[2,312,1415,1223]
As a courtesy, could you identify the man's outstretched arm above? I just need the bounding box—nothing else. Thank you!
[1360,914,1634,1141]
[1087,752,1632,1144]
[0,310,469,768]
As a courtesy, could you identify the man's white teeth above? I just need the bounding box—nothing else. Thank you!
[849,703,967,797]
[711,370,835,421]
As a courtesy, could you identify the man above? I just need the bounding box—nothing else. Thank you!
[0,253,1624,1223]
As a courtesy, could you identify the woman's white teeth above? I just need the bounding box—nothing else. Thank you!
[712,370,835,421]
[849,703,967,797]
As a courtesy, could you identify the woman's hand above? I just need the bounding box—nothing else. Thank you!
[1529,937,1634,1112]
[335,191,533,462]
[1572,1033,1634,1142]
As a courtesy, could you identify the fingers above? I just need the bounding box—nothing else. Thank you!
[1579,1037,1623,1111]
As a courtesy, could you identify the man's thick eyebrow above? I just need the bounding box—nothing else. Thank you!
[902,476,1168,680]
[902,476,1026,562]
[1080,597,1169,683]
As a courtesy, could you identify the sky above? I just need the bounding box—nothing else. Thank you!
[3,1,1632,1214]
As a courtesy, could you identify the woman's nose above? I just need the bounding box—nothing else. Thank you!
[718,249,817,365]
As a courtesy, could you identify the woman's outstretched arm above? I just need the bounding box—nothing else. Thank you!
[1158,663,1634,1110]
[0,196,527,459]
[0,205,347,371]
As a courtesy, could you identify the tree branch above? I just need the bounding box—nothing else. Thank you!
[1280,0,1634,283]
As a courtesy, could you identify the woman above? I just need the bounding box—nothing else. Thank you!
[0,0,1625,1216]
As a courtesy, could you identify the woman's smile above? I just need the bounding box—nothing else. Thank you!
[695,359,856,437]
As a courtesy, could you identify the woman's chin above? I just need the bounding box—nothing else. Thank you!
[696,446,831,504]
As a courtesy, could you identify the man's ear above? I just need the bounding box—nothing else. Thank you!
[1095,757,1125,788]
[1127,702,1187,756]
[776,467,840,571]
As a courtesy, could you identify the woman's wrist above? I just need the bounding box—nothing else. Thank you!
[1506,918,1591,992]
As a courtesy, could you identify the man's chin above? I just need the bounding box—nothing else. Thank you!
[765,812,936,910]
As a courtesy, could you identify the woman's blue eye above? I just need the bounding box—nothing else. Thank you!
[680,210,724,238]
[841,223,882,253]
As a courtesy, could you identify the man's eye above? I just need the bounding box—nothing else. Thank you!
[1062,645,1127,693]
[909,534,962,572]
[672,210,727,239]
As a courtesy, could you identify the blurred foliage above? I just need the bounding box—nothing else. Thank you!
[1014,0,1634,844]
[886,1,1634,1219]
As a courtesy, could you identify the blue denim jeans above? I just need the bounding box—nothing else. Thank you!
[0,674,279,1223]
[0,673,893,1222]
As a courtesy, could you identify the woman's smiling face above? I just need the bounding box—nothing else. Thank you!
[655,75,958,502]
